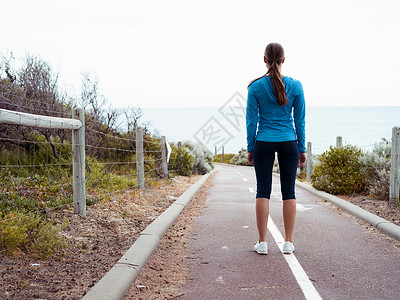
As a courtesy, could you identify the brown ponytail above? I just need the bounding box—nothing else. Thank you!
[248,43,288,106]
[265,43,287,106]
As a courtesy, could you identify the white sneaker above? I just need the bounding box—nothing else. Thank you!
[253,241,268,254]
[283,241,295,254]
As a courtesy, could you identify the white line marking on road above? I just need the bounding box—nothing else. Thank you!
[268,217,323,300]
[243,178,248,182]
[221,245,229,250]
[242,225,249,228]
[271,192,282,201]
[296,204,312,212]
[216,276,225,284]
[249,187,254,193]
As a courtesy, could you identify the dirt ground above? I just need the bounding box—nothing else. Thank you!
[337,194,400,226]
[0,174,204,300]
[1,170,399,299]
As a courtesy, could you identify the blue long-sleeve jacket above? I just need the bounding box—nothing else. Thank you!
[246,76,306,153]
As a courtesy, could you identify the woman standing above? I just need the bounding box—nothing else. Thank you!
[246,43,306,255]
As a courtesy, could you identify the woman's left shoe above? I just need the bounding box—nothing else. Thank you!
[283,241,295,254]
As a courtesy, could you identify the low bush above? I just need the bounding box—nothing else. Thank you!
[359,143,391,200]
[86,156,137,190]
[297,166,307,181]
[230,148,252,166]
[0,174,73,217]
[0,213,68,258]
[182,141,213,174]
[311,145,364,194]
[168,144,195,176]
[0,135,72,180]
[213,153,235,164]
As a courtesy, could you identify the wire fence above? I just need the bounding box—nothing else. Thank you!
[301,130,399,205]
[0,130,74,254]
[0,107,183,255]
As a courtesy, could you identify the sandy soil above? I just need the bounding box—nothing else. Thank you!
[0,174,203,300]
[337,194,400,226]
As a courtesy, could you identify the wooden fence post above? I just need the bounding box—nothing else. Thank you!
[222,146,224,163]
[390,126,400,203]
[72,108,86,216]
[336,136,343,148]
[306,141,312,181]
[160,136,168,178]
[136,126,144,189]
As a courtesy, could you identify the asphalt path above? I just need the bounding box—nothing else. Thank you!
[181,164,400,300]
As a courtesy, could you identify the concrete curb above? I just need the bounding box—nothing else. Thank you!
[294,179,400,241]
[82,170,215,300]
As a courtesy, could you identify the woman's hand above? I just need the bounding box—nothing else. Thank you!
[298,152,306,167]
[247,152,254,165]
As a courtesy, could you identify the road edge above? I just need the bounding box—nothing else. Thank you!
[82,170,216,300]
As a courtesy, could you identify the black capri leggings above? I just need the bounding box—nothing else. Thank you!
[253,140,300,200]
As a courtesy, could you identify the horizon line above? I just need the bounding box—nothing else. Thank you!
[135,105,400,109]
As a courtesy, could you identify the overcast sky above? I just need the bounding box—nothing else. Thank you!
[1,0,399,108]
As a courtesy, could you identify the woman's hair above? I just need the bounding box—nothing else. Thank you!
[248,43,288,106]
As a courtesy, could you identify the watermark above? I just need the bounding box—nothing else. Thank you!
[218,92,246,132]
[193,92,246,153]
[193,116,233,152]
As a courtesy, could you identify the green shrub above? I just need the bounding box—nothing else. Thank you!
[213,153,235,164]
[168,144,195,176]
[30,217,68,258]
[86,156,137,190]
[297,166,307,181]
[230,148,252,166]
[0,135,72,180]
[0,174,73,217]
[311,145,364,194]
[359,143,391,200]
[0,214,28,252]
[0,213,68,258]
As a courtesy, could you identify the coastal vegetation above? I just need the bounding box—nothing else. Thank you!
[311,145,364,194]
[230,148,252,166]
[0,53,212,257]
[311,143,393,203]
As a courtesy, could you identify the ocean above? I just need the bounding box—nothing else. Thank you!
[139,106,400,155]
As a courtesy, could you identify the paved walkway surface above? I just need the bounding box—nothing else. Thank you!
[181,164,400,300]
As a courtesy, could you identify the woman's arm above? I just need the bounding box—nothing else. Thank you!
[246,89,258,153]
[293,81,306,153]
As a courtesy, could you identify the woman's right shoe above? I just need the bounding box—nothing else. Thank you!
[253,241,268,254]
